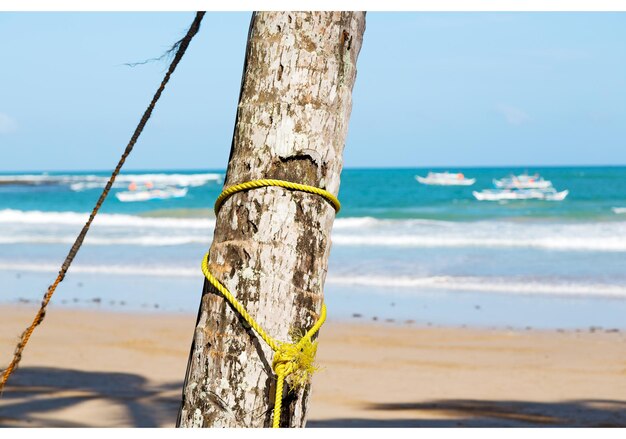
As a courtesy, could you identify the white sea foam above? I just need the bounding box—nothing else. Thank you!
[1,261,624,299]
[2,210,626,252]
[0,235,213,246]
[613,207,626,214]
[331,217,382,229]
[0,209,372,232]
[332,234,626,252]
[0,172,223,190]
[332,216,626,252]
[0,262,198,277]
[0,209,215,229]
[327,275,626,298]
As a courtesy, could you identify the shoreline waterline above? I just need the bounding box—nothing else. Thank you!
[3,268,626,330]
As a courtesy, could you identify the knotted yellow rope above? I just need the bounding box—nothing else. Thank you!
[203,178,338,428]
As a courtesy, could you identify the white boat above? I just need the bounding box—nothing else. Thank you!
[416,172,475,186]
[473,188,568,201]
[493,173,552,189]
[115,187,188,202]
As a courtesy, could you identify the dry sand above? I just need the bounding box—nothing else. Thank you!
[1,305,625,427]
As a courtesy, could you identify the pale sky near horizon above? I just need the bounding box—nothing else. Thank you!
[1,12,625,171]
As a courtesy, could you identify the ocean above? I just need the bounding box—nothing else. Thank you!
[1,166,626,329]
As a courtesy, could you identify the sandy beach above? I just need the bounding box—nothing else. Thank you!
[1,305,625,427]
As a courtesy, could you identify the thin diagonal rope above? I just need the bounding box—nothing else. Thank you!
[0,11,206,393]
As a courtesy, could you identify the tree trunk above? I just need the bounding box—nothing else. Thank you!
[177,11,366,428]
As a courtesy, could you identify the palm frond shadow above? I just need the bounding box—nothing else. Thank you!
[308,399,626,427]
[0,367,183,427]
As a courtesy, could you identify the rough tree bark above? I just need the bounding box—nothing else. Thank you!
[177,11,366,428]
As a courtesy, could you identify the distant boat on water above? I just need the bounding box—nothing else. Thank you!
[416,172,476,186]
[493,173,552,189]
[474,172,568,201]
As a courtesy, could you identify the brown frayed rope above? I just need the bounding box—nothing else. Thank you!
[0,11,206,393]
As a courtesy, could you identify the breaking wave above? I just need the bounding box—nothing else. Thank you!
[2,210,626,252]
[0,209,215,229]
[327,275,626,298]
[0,172,222,190]
[1,261,624,299]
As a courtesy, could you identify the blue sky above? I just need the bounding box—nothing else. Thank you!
[1,12,625,171]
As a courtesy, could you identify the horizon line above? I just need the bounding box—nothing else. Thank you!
[2,163,626,174]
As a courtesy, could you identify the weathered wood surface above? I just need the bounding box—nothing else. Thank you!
[177,11,366,428]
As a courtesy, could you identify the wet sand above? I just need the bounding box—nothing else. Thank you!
[1,305,625,427]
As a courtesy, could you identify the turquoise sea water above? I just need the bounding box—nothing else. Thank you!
[1,166,626,329]
[2,166,625,220]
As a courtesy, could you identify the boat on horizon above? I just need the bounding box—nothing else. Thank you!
[416,172,476,186]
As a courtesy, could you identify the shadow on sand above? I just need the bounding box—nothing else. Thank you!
[0,367,183,427]
[308,400,626,427]
[2,367,626,427]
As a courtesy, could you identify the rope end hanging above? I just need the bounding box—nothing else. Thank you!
[272,334,320,390]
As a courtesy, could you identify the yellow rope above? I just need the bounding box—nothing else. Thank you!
[214,178,340,213]
[203,179,337,428]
